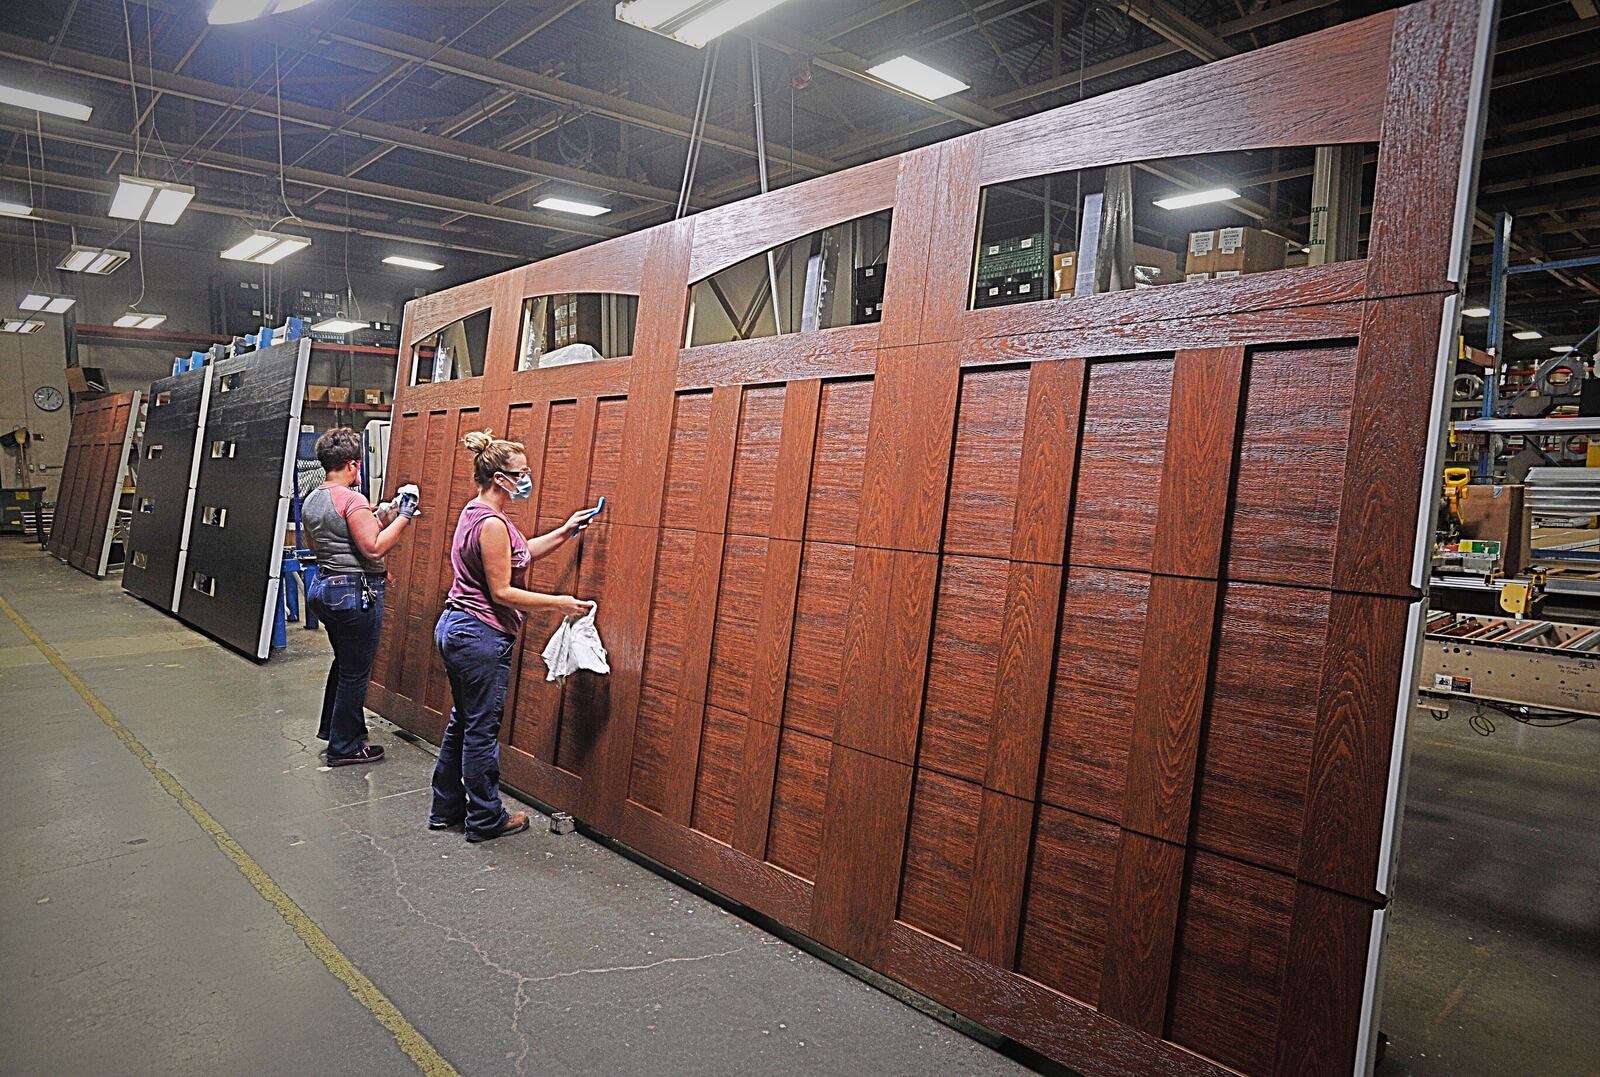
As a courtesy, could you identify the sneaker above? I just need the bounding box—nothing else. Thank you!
[427,819,464,831]
[465,811,530,844]
[328,744,385,767]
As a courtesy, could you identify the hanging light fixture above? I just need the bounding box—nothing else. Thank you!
[19,292,76,314]
[113,311,168,330]
[108,175,195,225]
[208,0,322,25]
[58,244,130,275]
[220,229,311,265]
[310,315,366,335]
[615,0,795,48]
[0,81,92,122]
[0,318,46,334]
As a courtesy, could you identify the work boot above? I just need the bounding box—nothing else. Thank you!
[466,811,531,844]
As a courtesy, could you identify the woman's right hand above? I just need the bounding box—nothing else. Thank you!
[554,595,593,618]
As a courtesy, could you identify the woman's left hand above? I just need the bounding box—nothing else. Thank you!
[563,508,598,536]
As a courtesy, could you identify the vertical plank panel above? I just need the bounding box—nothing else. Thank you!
[1152,347,1247,579]
[1298,592,1412,898]
[961,788,1033,968]
[1011,359,1087,564]
[1120,575,1221,844]
[1333,294,1447,595]
[809,746,915,967]
[1272,884,1374,1077]
[1098,832,1187,1035]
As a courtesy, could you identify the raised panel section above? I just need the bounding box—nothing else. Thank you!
[690,705,746,845]
[1040,569,1150,822]
[896,769,982,947]
[1227,345,1357,587]
[1016,803,1119,1006]
[662,391,713,531]
[917,555,1008,784]
[726,385,787,536]
[944,366,1029,556]
[782,542,854,740]
[765,727,832,882]
[805,378,874,544]
[1069,358,1174,573]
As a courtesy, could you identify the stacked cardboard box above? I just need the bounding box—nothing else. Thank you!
[1184,227,1286,281]
[1052,244,1179,298]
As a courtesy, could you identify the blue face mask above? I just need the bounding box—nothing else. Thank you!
[501,472,533,501]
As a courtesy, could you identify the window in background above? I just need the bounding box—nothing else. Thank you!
[410,309,491,384]
[687,210,893,348]
[517,293,638,370]
[970,144,1377,310]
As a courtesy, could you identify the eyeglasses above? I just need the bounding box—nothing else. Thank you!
[496,468,531,479]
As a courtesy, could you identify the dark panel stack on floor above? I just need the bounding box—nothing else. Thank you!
[125,372,211,611]
[123,338,310,660]
[367,2,1488,1074]
[46,390,141,578]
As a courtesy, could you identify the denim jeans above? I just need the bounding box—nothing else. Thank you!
[431,608,516,836]
[308,574,385,758]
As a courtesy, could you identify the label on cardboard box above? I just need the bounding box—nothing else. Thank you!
[1188,231,1215,257]
[1214,269,1242,278]
[1186,272,1211,282]
[1219,227,1246,254]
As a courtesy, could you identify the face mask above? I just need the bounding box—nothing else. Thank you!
[501,473,533,501]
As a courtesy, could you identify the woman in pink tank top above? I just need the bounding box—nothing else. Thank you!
[430,429,598,843]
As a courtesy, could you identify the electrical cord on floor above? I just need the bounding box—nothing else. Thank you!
[1462,701,1592,736]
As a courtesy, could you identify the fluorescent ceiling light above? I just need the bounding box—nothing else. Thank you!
[208,0,320,25]
[109,175,195,224]
[615,0,793,48]
[0,199,32,217]
[220,229,310,264]
[311,317,366,334]
[867,55,970,101]
[1461,307,1490,318]
[1550,345,1573,353]
[383,255,444,271]
[1154,187,1240,210]
[19,292,76,314]
[57,244,129,274]
[536,197,610,217]
[0,82,92,122]
[0,319,45,334]
[113,312,167,330]
[1511,329,1543,340]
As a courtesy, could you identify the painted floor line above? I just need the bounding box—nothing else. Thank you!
[0,592,459,1077]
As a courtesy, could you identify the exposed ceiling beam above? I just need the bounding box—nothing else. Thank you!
[1112,0,1238,62]
[1492,50,1600,89]
[1492,102,1600,137]
[137,0,841,177]
[0,116,621,242]
[1481,122,1600,161]
[1,166,527,260]
[302,0,589,208]
[0,29,678,207]
[1494,13,1597,54]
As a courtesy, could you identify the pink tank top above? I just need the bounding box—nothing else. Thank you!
[446,500,530,637]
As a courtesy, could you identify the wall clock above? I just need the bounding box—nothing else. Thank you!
[33,386,64,412]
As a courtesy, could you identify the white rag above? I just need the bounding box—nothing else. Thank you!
[541,604,610,683]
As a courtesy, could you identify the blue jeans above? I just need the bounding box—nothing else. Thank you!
[431,608,516,836]
[308,574,385,758]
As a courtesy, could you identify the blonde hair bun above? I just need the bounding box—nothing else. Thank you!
[462,429,496,456]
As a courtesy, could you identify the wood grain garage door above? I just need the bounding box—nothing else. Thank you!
[370,2,1491,1072]
[47,390,140,578]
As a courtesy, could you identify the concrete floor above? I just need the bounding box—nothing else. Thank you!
[1,542,1595,1076]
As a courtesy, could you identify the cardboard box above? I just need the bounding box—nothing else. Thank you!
[363,388,385,407]
[1186,227,1285,277]
[1131,242,1181,287]
[1458,484,1529,573]
[1185,230,1217,276]
[327,387,351,405]
[1213,226,1286,274]
[1053,253,1076,297]
[304,384,330,403]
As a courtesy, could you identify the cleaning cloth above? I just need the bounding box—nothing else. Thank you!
[541,604,610,683]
